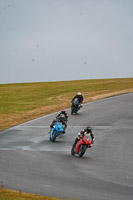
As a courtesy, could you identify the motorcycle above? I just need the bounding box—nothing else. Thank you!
[71,98,81,115]
[71,135,92,157]
[49,122,64,142]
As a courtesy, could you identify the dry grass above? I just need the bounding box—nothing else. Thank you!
[0,188,64,200]
[83,88,133,102]
[0,78,133,131]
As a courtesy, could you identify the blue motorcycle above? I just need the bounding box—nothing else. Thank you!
[49,122,64,142]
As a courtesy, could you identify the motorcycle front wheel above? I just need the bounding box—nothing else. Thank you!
[71,146,76,156]
[71,107,74,115]
[71,107,77,115]
[50,131,57,142]
[79,145,87,157]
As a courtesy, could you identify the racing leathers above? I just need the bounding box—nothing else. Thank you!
[73,128,95,147]
[50,111,68,134]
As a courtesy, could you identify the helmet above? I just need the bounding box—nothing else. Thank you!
[77,92,81,95]
[86,126,92,133]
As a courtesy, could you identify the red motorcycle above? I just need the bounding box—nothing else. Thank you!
[71,135,92,157]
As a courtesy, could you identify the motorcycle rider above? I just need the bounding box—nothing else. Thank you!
[73,126,95,148]
[50,110,68,134]
[72,92,83,107]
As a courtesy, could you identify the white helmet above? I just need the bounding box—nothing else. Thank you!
[77,92,81,95]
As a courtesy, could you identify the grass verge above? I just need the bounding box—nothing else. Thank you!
[0,78,133,131]
[0,187,64,200]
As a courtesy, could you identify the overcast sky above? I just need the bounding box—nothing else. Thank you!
[0,0,133,84]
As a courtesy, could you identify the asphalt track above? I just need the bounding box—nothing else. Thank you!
[0,93,133,200]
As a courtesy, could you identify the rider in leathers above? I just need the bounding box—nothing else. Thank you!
[72,92,83,107]
[50,110,68,134]
[73,126,95,149]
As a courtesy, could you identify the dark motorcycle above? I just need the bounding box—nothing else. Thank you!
[71,98,81,115]
[71,135,92,157]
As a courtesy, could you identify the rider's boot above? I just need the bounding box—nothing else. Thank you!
[62,131,65,134]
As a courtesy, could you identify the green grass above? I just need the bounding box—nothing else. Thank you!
[0,78,133,131]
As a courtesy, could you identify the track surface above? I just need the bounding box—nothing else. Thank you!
[0,93,133,200]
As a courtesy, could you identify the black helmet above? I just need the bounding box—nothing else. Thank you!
[86,126,92,133]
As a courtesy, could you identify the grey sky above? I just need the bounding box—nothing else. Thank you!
[0,0,133,84]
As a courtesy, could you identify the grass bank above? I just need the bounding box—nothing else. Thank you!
[0,188,64,200]
[0,78,133,131]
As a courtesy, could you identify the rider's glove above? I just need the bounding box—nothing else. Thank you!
[78,132,80,136]
[92,138,95,144]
